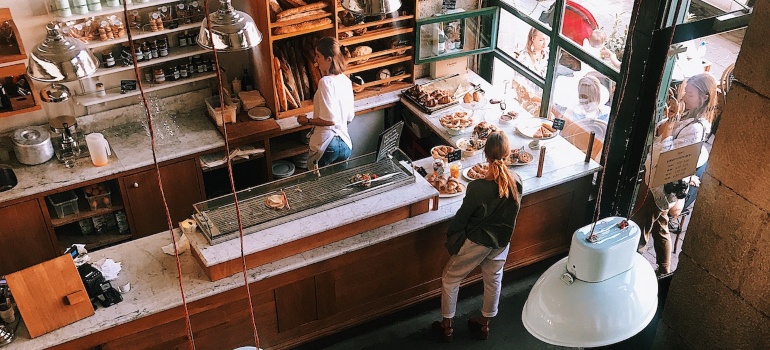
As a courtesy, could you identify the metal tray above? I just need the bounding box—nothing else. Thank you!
[193,150,416,245]
[401,92,459,114]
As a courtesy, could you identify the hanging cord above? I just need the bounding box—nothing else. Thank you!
[201,0,261,348]
[588,0,647,240]
[120,4,197,350]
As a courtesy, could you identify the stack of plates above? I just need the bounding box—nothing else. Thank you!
[291,152,309,169]
[272,160,296,179]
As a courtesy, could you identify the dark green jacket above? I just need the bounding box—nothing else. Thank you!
[447,174,523,249]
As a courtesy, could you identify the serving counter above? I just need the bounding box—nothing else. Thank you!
[3,72,601,350]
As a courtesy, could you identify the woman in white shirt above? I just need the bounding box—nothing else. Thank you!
[631,73,716,275]
[298,37,355,168]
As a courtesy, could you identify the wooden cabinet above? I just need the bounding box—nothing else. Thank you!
[0,199,57,276]
[122,160,204,238]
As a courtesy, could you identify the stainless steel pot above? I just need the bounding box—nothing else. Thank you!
[12,126,54,165]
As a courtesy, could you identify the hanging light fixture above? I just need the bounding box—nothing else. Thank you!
[27,22,99,83]
[341,0,402,16]
[521,217,658,347]
[197,0,262,51]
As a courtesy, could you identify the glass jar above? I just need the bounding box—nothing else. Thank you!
[178,31,188,47]
[171,66,180,81]
[149,41,159,59]
[102,50,116,68]
[193,55,203,73]
[153,68,166,84]
[133,43,144,62]
[158,36,169,57]
[179,64,189,79]
[141,41,152,61]
[95,83,106,97]
[143,67,153,82]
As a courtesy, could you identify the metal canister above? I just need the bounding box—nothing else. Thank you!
[11,126,54,165]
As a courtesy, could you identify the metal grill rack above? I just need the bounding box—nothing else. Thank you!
[194,153,415,245]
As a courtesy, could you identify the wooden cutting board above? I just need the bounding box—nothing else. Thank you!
[6,255,94,338]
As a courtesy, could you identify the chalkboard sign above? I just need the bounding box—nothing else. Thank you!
[120,80,137,94]
[414,166,428,177]
[442,0,457,10]
[447,149,462,163]
[376,121,404,162]
[551,118,566,130]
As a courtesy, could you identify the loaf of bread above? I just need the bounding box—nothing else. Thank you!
[283,0,308,7]
[350,46,373,63]
[269,0,283,21]
[275,9,328,23]
[277,2,328,20]
[274,57,287,112]
[274,18,332,34]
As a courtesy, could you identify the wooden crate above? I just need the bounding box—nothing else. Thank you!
[0,63,43,118]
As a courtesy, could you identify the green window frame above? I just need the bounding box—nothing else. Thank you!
[414,7,500,64]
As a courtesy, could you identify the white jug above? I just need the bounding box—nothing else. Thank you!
[85,133,111,167]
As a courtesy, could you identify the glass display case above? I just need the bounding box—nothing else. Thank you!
[415,7,499,64]
[194,149,416,245]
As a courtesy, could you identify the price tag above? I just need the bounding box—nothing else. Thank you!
[551,118,566,130]
[120,80,137,94]
[376,121,404,162]
[414,166,428,177]
[447,149,462,163]
[442,0,457,10]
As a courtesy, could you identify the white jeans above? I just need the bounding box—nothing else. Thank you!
[441,240,510,319]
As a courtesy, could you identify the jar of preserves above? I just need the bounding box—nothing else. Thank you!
[179,64,189,79]
[153,68,166,84]
[141,41,152,61]
[149,41,159,59]
[102,50,116,68]
[134,43,144,62]
[158,36,169,57]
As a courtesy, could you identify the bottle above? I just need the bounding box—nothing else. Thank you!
[142,41,152,60]
[179,64,189,79]
[697,41,707,60]
[103,50,116,68]
[0,85,9,110]
[196,56,204,73]
[242,69,254,91]
[178,30,188,47]
[231,77,242,94]
[120,43,132,66]
[171,66,180,81]
[149,40,159,59]
[158,36,169,57]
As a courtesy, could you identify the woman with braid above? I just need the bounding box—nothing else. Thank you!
[432,131,524,342]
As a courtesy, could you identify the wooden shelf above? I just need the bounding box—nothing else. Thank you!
[53,0,183,22]
[270,23,335,42]
[356,73,411,90]
[90,45,208,77]
[270,12,334,28]
[339,27,414,46]
[200,153,265,173]
[277,99,314,119]
[348,46,412,64]
[346,54,413,74]
[354,81,411,100]
[76,72,216,106]
[57,230,132,252]
[86,22,202,50]
[0,11,26,64]
[51,205,125,227]
[271,135,309,160]
[339,14,415,32]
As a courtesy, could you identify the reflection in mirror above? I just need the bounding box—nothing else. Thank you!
[417,13,493,62]
[497,11,549,78]
[491,57,544,117]
[499,0,555,28]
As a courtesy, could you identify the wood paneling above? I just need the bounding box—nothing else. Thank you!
[122,160,203,238]
[275,277,318,332]
[0,199,57,275]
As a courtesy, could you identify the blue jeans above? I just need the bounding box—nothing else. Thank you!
[318,136,351,167]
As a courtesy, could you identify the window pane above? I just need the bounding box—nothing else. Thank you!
[491,57,544,117]
[550,48,615,161]
[560,0,633,67]
[499,0,556,29]
[497,11,550,78]
[687,0,751,22]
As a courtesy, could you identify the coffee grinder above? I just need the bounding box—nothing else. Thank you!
[43,85,89,167]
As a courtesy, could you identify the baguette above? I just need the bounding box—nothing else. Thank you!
[274,18,332,34]
[293,41,312,97]
[284,0,309,7]
[268,0,283,21]
[273,57,287,112]
[275,9,327,23]
[285,85,299,109]
[277,2,328,20]
[542,122,556,132]
[277,48,302,105]
[285,42,304,101]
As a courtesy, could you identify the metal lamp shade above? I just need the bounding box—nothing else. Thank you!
[197,0,262,51]
[521,217,658,347]
[27,23,99,83]
[341,0,402,15]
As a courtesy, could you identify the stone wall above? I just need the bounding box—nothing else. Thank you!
[653,0,770,348]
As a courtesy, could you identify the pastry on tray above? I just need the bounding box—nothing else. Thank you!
[439,112,473,131]
[429,174,463,195]
[506,148,533,165]
[265,194,285,209]
[533,125,554,138]
[350,173,377,188]
[466,163,489,180]
[472,122,498,140]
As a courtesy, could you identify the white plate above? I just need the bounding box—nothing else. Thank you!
[507,149,534,166]
[516,118,560,140]
[462,164,488,181]
[456,138,483,157]
[439,183,466,198]
[248,107,272,121]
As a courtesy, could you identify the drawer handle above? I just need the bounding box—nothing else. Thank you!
[132,182,139,188]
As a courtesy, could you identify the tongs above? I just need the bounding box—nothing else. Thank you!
[343,173,399,189]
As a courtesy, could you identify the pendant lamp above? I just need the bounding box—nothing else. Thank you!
[197,0,262,51]
[522,217,658,347]
[341,0,402,16]
[27,23,99,83]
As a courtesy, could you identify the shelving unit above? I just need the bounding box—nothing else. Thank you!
[270,133,309,160]
[0,9,26,65]
[52,0,183,22]
[246,0,418,119]
[86,22,202,50]
[89,45,208,77]
[77,72,216,106]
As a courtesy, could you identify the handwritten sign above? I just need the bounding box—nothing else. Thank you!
[447,149,462,163]
[651,142,703,188]
[551,118,565,130]
[376,121,404,162]
[120,80,137,94]
[442,0,457,10]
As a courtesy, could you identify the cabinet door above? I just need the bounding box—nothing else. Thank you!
[0,199,57,275]
[122,160,203,238]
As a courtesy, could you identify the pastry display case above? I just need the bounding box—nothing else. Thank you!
[414,7,499,64]
[194,149,416,244]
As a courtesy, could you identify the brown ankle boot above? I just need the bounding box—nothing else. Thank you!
[431,321,453,343]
